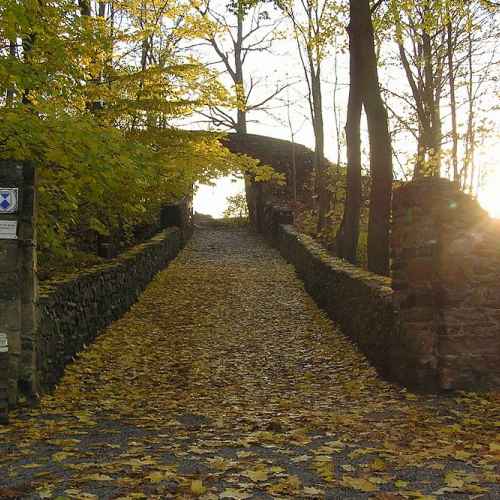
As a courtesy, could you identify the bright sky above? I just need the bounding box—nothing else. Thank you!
[477,150,500,218]
[193,175,245,218]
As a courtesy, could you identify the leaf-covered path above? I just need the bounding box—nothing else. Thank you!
[1,226,499,499]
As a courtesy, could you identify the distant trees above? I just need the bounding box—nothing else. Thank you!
[277,0,342,231]
[384,0,499,190]
[224,192,249,218]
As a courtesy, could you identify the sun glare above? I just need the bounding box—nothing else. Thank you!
[193,175,246,218]
[479,168,500,219]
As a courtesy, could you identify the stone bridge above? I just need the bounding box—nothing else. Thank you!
[0,147,499,497]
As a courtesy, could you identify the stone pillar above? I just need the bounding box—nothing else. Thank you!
[160,196,193,244]
[0,336,7,423]
[263,203,294,246]
[19,163,38,397]
[0,161,38,422]
[436,188,499,389]
[392,177,499,391]
[391,178,450,390]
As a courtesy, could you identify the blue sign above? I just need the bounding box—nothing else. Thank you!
[0,188,18,214]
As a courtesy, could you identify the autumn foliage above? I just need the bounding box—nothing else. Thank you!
[0,1,277,272]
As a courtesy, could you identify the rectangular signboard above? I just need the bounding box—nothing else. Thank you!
[0,188,19,214]
[0,220,17,239]
[0,333,7,353]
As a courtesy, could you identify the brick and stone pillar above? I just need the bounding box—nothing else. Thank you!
[0,160,38,423]
[392,177,500,391]
[391,178,450,390]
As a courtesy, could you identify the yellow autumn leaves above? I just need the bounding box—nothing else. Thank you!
[0,227,499,499]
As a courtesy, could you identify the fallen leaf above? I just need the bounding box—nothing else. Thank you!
[341,476,378,492]
[190,479,206,496]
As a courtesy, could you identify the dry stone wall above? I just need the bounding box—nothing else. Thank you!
[37,227,182,391]
[275,223,404,384]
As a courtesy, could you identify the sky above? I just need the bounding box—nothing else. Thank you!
[193,175,245,218]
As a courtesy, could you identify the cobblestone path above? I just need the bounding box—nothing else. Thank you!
[0,227,499,499]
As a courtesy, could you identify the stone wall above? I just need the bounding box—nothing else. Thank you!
[267,217,411,388]
[222,133,335,231]
[260,179,500,392]
[222,133,320,204]
[36,227,183,391]
[392,178,500,390]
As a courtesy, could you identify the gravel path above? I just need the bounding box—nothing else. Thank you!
[0,226,498,499]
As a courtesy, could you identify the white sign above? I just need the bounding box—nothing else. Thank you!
[0,188,18,214]
[0,333,7,353]
[0,220,17,239]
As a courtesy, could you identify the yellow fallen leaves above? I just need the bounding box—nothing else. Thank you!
[52,451,75,462]
[340,475,378,492]
[267,474,302,495]
[312,459,335,482]
[190,479,206,496]
[219,488,251,499]
[63,489,99,499]
[490,441,500,453]
[1,228,499,498]
[81,473,113,481]
[241,468,269,481]
[303,485,324,496]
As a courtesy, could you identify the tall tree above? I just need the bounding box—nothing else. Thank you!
[335,1,362,264]
[359,0,392,276]
[337,0,393,275]
[278,0,340,232]
[194,0,286,134]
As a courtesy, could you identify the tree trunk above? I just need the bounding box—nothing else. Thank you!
[464,7,475,193]
[312,68,328,232]
[78,0,91,16]
[447,20,459,182]
[422,24,441,175]
[235,0,247,135]
[336,6,362,264]
[415,126,426,178]
[6,40,16,106]
[358,0,393,276]
[333,45,342,167]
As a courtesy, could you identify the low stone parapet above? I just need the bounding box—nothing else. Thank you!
[258,180,500,392]
[36,228,183,392]
[274,224,409,387]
